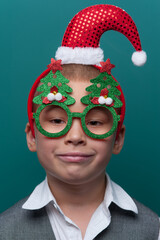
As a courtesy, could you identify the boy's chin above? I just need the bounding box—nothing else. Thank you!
[47,168,106,186]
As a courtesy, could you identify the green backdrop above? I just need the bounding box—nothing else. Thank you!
[0,0,160,215]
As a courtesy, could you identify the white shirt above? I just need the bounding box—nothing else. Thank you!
[22,175,160,240]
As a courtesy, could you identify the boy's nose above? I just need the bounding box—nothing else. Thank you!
[64,119,86,146]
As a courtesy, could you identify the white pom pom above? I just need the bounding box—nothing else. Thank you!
[98,96,106,104]
[105,97,113,105]
[131,50,147,66]
[47,93,55,101]
[55,93,62,101]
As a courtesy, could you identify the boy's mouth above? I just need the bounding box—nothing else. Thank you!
[56,152,95,163]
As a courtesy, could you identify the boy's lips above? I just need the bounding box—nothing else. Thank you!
[56,152,95,163]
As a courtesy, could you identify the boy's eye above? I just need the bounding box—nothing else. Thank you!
[87,120,103,126]
[39,105,68,134]
[85,107,113,135]
[50,118,65,124]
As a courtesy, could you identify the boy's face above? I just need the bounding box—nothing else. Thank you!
[26,77,125,185]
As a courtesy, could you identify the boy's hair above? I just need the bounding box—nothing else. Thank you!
[61,64,100,81]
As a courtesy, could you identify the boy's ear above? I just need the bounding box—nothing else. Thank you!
[25,122,36,152]
[112,125,125,155]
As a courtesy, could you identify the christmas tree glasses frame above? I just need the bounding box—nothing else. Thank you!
[32,66,122,139]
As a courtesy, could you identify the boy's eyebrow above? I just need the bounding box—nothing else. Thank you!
[42,105,59,112]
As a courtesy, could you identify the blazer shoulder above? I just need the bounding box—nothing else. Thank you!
[0,197,30,228]
[0,197,29,219]
[0,197,53,240]
[133,198,159,219]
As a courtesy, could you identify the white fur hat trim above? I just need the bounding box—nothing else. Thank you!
[55,46,104,65]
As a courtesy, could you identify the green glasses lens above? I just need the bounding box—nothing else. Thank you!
[39,105,68,134]
[85,106,113,136]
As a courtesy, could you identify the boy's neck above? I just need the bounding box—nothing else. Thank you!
[47,172,106,238]
[47,172,106,207]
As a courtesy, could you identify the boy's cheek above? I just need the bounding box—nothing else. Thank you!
[94,135,115,154]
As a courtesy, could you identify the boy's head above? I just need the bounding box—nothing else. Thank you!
[26,63,125,184]
[28,62,125,139]
[25,4,145,184]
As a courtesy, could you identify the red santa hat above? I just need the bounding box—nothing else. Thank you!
[28,4,146,138]
[55,4,147,66]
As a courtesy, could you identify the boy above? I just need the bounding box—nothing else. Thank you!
[0,4,159,240]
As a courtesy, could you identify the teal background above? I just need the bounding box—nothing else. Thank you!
[0,0,159,214]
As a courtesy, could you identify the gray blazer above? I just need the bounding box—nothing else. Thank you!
[0,197,159,240]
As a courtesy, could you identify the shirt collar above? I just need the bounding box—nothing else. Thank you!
[22,174,138,214]
[22,177,56,210]
[103,175,138,214]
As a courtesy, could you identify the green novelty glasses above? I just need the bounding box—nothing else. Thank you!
[33,101,120,139]
[32,68,122,139]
